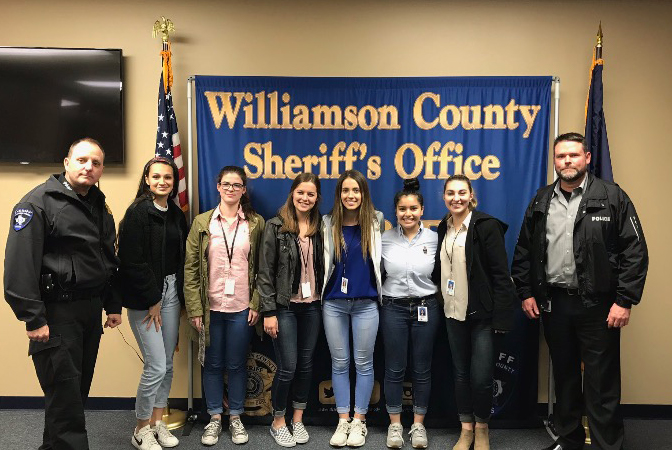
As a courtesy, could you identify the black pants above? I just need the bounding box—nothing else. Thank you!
[444,317,494,424]
[30,297,103,450]
[271,302,322,416]
[542,288,623,450]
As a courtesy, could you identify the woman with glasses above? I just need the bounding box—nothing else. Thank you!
[184,166,265,447]
[118,157,188,450]
[321,170,383,448]
[257,173,324,447]
[432,175,516,450]
[380,178,439,449]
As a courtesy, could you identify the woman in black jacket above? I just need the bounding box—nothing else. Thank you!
[118,157,188,450]
[257,172,324,447]
[432,175,516,450]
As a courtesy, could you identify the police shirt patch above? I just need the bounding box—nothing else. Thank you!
[13,207,34,231]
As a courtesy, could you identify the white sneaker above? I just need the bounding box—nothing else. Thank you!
[409,422,428,448]
[270,424,296,447]
[153,420,179,448]
[346,418,367,447]
[329,418,351,447]
[291,421,309,444]
[132,425,161,450]
[229,417,249,444]
[201,419,222,446]
[386,422,404,448]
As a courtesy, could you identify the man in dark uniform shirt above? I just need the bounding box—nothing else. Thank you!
[4,138,122,450]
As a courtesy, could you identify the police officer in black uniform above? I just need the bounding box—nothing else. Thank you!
[512,132,648,450]
[4,138,122,450]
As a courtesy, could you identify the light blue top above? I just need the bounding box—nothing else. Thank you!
[381,223,438,298]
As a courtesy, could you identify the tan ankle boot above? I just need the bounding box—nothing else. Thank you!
[452,428,474,450]
[474,426,490,450]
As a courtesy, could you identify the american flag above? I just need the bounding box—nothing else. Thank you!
[156,71,188,211]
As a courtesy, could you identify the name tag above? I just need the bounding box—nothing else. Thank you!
[417,305,428,322]
[446,279,455,296]
[301,281,312,299]
[340,277,348,294]
[224,278,235,295]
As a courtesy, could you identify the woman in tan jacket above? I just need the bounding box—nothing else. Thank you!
[184,166,265,447]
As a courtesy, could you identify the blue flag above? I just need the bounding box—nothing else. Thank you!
[585,51,613,181]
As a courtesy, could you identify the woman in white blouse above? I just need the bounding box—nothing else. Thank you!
[432,174,517,450]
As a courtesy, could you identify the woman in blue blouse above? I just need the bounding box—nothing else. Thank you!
[380,178,439,449]
[321,170,383,448]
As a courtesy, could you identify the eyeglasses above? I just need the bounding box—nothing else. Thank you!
[218,182,244,191]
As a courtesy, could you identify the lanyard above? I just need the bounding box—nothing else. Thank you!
[218,215,240,269]
[296,236,311,282]
[443,226,463,277]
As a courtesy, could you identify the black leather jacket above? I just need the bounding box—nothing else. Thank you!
[257,216,324,316]
[512,174,648,309]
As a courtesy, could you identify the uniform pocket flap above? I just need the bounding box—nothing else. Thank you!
[28,335,62,356]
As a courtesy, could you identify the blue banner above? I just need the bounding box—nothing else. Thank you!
[195,75,551,425]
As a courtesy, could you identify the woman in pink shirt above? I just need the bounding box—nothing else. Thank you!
[184,166,265,447]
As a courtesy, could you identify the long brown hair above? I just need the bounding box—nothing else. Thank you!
[217,165,256,217]
[134,157,180,205]
[278,173,321,236]
[330,170,377,261]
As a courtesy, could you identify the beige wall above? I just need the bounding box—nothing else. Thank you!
[1,0,670,405]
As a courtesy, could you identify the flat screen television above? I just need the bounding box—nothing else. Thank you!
[0,47,124,164]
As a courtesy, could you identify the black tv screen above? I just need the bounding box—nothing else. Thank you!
[0,47,124,164]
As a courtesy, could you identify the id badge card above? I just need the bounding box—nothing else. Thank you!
[301,281,312,299]
[417,305,428,322]
[224,278,235,295]
[446,279,455,296]
[542,299,552,313]
[340,277,348,294]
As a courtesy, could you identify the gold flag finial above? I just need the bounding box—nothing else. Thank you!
[152,16,175,43]
[596,21,603,48]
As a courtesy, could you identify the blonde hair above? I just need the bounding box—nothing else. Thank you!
[330,170,377,261]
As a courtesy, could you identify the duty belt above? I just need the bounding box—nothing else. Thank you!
[52,287,105,302]
[548,285,580,296]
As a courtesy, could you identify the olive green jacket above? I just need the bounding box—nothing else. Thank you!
[183,208,265,346]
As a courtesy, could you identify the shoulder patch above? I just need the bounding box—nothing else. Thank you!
[13,207,34,231]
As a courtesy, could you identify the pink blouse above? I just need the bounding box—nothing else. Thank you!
[207,207,251,313]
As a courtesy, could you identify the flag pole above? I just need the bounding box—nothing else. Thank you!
[152,16,187,430]
[595,21,603,60]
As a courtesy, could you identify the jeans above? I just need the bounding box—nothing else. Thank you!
[203,308,252,416]
[380,296,440,415]
[322,298,379,415]
[445,317,494,424]
[128,274,181,420]
[271,302,322,417]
